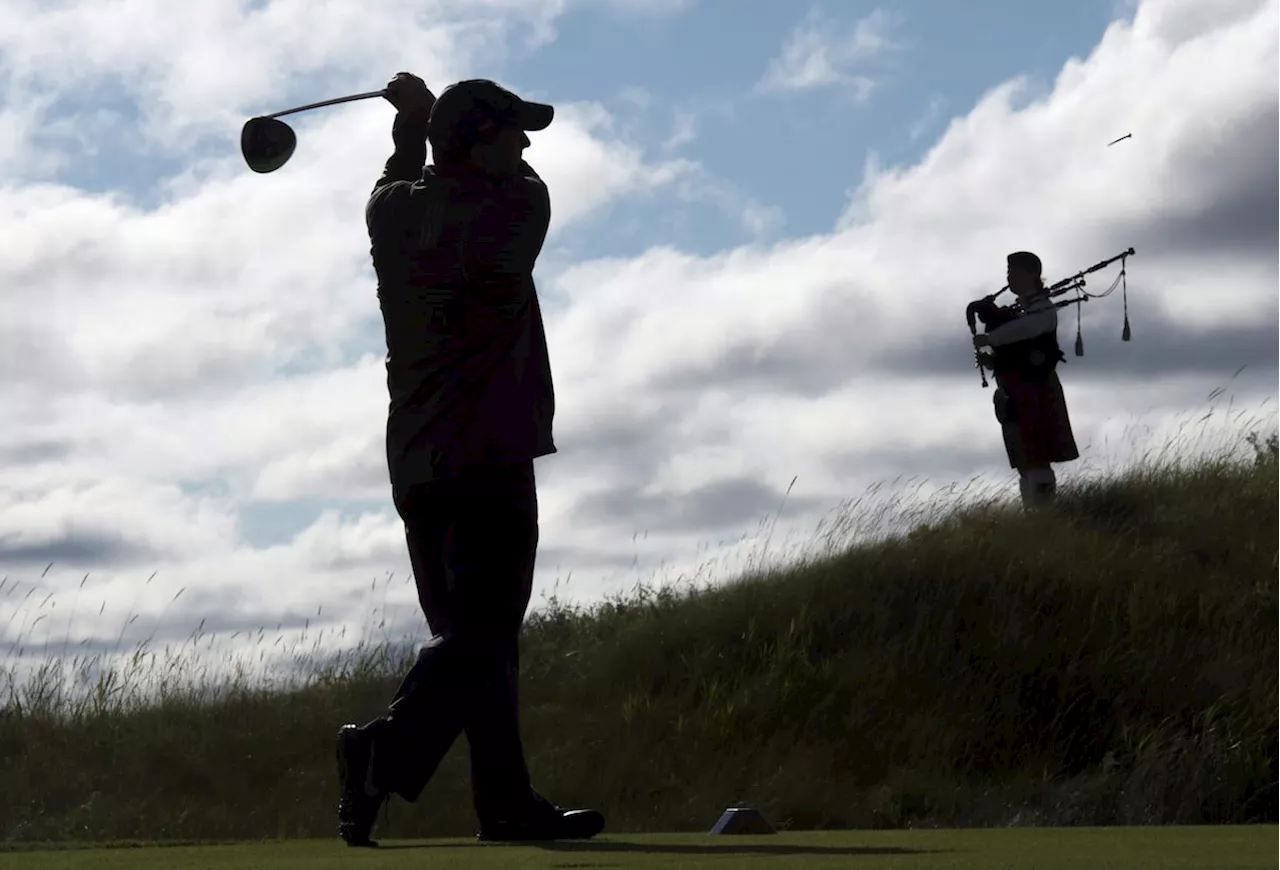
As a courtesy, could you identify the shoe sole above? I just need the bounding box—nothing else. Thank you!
[478,809,606,842]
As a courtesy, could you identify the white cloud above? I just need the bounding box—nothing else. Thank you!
[909,95,946,141]
[527,101,697,230]
[0,469,238,564]
[758,7,899,96]
[663,110,698,151]
[0,0,570,156]
[288,509,407,572]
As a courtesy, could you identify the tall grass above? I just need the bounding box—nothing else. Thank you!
[0,409,1275,843]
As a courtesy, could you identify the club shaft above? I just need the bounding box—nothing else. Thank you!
[265,90,386,119]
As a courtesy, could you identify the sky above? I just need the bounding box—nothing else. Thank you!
[1,0,1277,689]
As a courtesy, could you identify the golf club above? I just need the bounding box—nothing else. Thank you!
[242,89,386,173]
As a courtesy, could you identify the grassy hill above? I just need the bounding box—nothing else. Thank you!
[0,428,1275,844]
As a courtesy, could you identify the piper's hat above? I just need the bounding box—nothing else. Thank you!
[1007,251,1043,277]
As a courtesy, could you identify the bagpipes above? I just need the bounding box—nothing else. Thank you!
[965,247,1135,387]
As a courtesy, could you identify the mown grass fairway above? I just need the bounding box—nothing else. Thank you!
[0,827,1275,870]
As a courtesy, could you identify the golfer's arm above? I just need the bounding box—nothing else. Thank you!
[462,178,551,280]
[371,106,431,192]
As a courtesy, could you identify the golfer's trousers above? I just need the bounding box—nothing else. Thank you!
[372,459,538,820]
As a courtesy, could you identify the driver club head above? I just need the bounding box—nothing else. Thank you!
[241,89,386,174]
[241,116,297,173]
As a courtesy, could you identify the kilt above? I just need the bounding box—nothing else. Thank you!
[992,367,1080,469]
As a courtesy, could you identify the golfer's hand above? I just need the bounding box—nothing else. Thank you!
[384,72,435,113]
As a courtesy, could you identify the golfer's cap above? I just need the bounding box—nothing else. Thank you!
[428,78,554,148]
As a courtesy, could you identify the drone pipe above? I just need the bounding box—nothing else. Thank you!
[985,247,1135,302]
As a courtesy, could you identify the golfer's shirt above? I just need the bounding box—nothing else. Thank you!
[366,122,556,488]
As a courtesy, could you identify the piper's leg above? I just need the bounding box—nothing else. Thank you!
[1023,465,1056,508]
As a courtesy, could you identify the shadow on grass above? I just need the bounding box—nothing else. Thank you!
[0,840,243,853]
[376,839,945,857]
[535,841,943,857]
